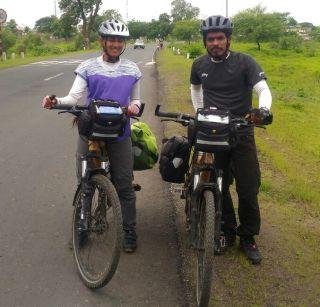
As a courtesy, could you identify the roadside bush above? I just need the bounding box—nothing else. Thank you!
[29,45,64,56]
[186,43,204,59]
[23,32,44,48]
[1,30,17,51]
[74,34,84,50]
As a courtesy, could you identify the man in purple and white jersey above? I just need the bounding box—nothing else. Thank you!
[42,19,142,253]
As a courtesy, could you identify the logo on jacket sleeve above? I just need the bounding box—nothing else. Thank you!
[201,73,208,78]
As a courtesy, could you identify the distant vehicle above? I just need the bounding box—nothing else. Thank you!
[134,39,145,49]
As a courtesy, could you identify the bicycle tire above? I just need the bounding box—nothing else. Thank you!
[72,174,123,289]
[196,190,215,306]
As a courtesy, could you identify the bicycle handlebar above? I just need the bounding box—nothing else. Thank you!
[50,102,145,117]
[155,104,194,121]
[154,104,266,129]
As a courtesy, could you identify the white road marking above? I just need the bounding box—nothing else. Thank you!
[145,62,155,66]
[30,59,84,66]
[44,73,64,81]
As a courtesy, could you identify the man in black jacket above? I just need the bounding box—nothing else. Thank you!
[190,15,273,265]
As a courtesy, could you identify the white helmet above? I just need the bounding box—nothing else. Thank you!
[98,19,130,38]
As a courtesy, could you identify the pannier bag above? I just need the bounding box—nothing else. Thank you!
[159,136,190,183]
[131,122,159,171]
[194,108,232,153]
[78,100,126,140]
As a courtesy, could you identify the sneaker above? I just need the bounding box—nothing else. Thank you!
[240,236,262,265]
[123,229,137,253]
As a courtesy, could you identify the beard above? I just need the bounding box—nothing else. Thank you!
[207,41,231,61]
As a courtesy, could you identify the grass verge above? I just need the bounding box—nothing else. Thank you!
[0,48,99,71]
[156,44,320,305]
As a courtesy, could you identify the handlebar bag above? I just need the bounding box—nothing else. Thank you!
[80,100,126,140]
[159,136,190,183]
[194,108,232,153]
[131,122,159,171]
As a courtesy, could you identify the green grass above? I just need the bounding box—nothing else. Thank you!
[156,42,320,305]
[0,48,99,71]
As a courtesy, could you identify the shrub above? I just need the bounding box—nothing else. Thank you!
[186,43,204,59]
[277,34,303,52]
[303,42,317,57]
[29,45,64,56]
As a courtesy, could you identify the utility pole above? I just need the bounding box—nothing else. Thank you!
[226,0,229,17]
[54,0,57,17]
[125,0,128,22]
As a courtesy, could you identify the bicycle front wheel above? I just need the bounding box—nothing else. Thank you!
[72,174,123,289]
[196,190,215,306]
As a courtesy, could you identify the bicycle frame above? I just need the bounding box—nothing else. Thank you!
[184,150,224,249]
[80,140,110,182]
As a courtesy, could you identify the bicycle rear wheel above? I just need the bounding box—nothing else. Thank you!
[72,174,123,289]
[196,190,215,306]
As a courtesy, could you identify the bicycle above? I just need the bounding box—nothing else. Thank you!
[155,104,270,306]
[50,100,144,289]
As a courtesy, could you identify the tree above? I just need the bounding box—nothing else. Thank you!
[1,29,17,51]
[171,0,199,22]
[34,16,58,34]
[5,19,18,34]
[94,9,123,34]
[287,16,297,27]
[24,26,31,34]
[232,5,287,50]
[159,13,171,23]
[56,13,77,39]
[172,19,199,44]
[127,20,149,39]
[59,0,103,49]
[310,27,320,41]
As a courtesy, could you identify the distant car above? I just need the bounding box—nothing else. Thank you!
[134,39,145,49]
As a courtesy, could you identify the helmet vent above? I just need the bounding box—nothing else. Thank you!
[121,24,124,32]
[110,22,116,31]
[208,17,212,27]
[216,16,221,26]
[222,18,228,25]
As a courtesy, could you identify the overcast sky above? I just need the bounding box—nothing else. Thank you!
[1,0,319,28]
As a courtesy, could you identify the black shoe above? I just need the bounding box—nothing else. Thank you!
[225,232,236,247]
[123,229,137,253]
[240,236,262,265]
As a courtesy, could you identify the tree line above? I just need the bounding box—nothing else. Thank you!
[1,0,319,57]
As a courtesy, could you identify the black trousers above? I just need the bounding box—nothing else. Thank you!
[215,134,261,237]
[76,136,136,231]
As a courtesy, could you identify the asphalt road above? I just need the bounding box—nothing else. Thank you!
[0,45,189,306]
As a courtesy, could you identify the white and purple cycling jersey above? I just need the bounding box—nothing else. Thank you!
[74,57,142,139]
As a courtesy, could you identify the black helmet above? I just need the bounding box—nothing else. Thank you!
[201,15,233,36]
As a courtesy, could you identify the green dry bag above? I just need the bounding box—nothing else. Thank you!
[131,122,159,171]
